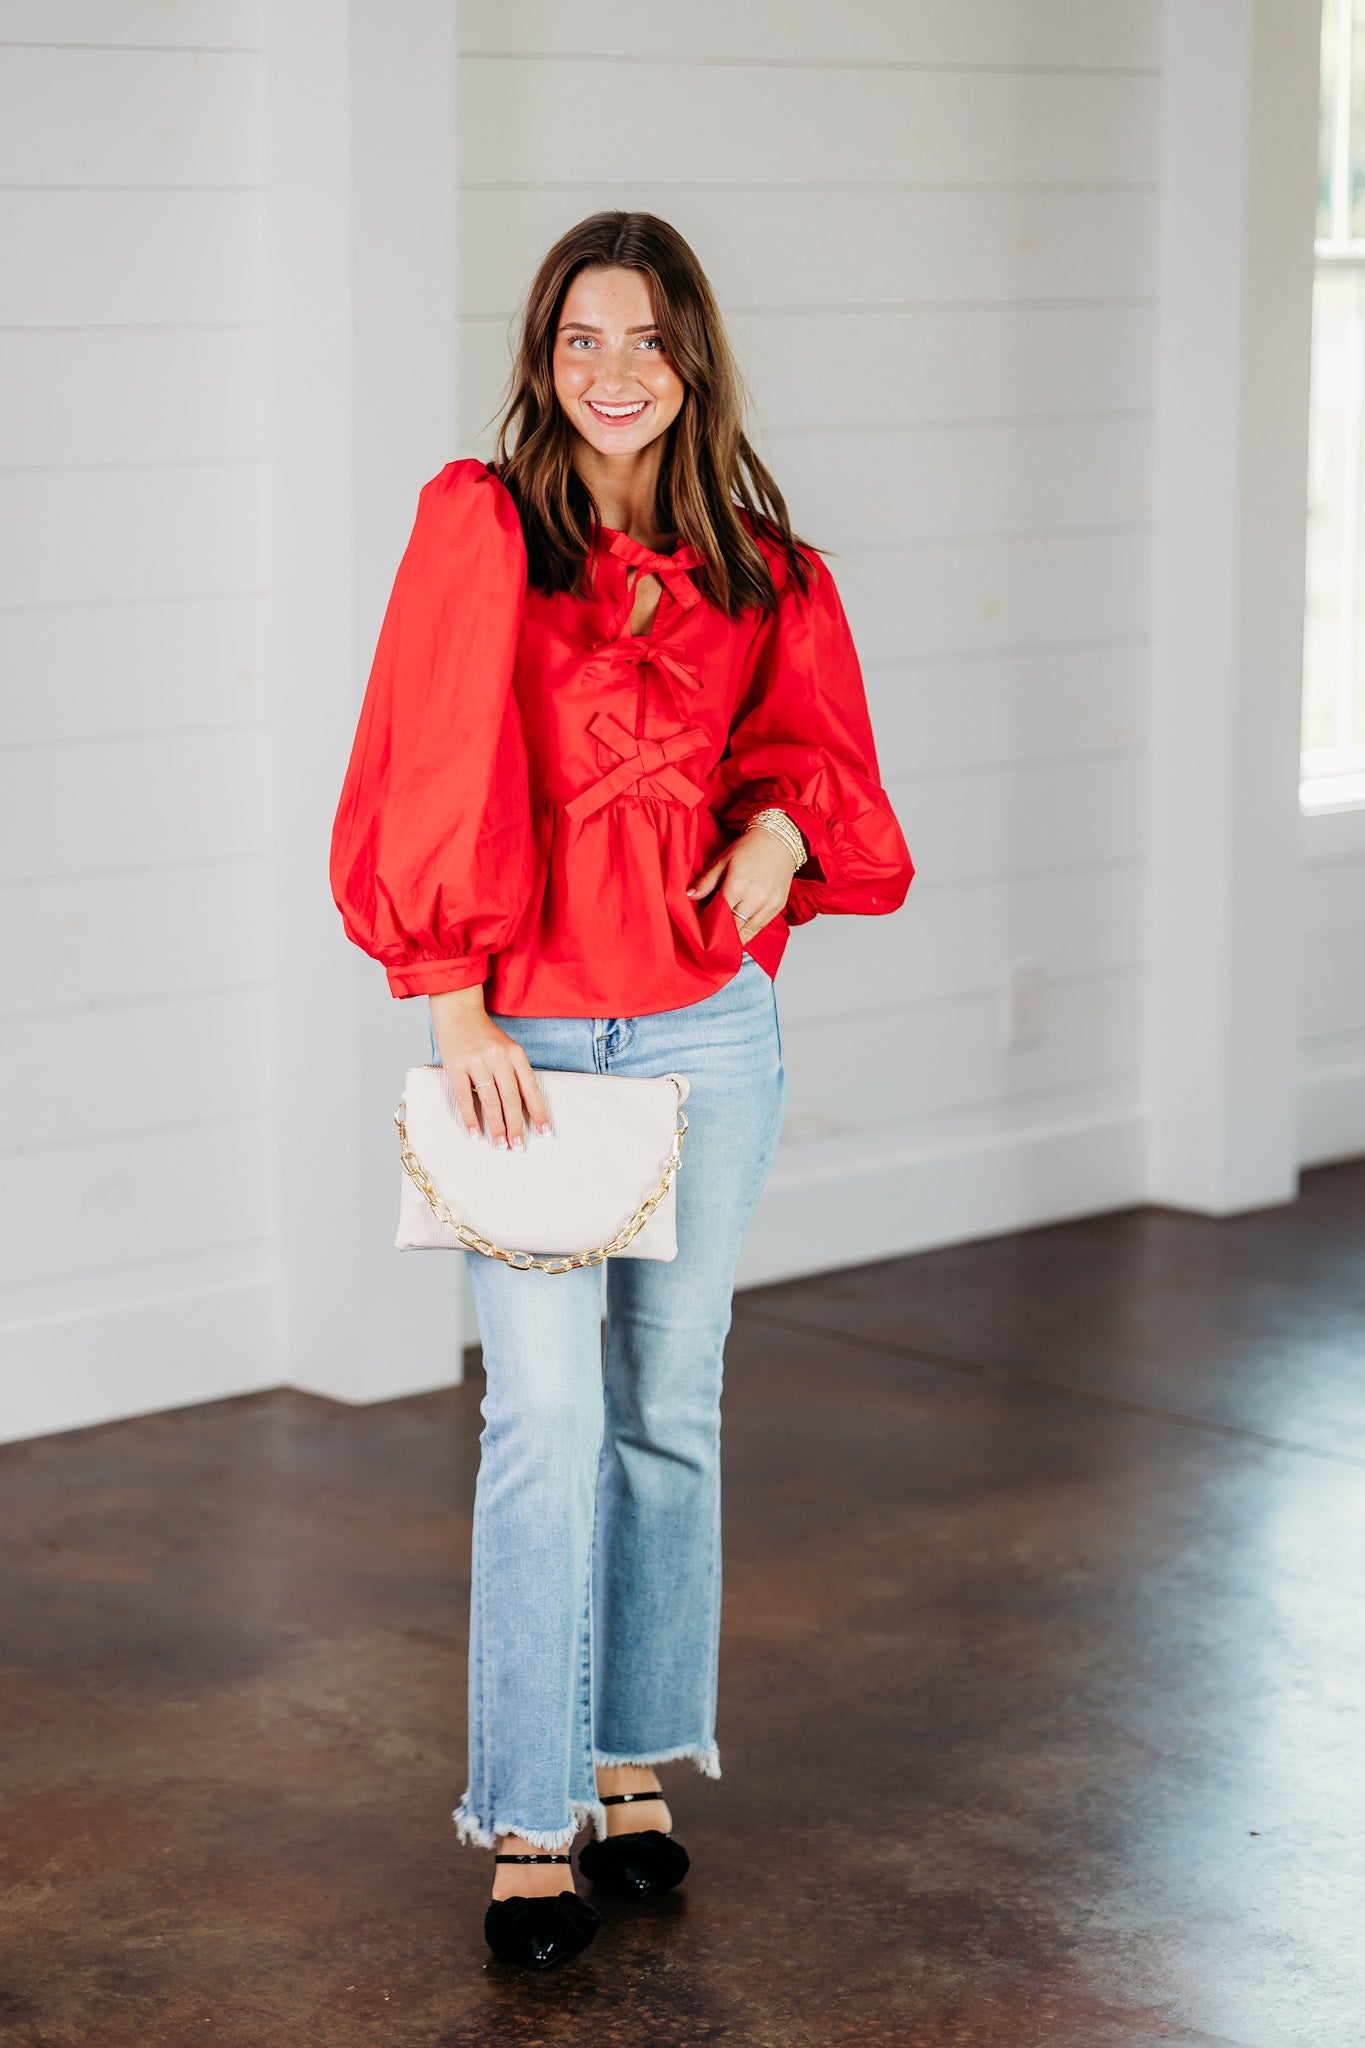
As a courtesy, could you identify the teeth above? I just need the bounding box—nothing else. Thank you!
[589,401,646,418]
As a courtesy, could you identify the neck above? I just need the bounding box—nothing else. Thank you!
[571,438,673,548]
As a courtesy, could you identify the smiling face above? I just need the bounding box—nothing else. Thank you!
[552,266,686,462]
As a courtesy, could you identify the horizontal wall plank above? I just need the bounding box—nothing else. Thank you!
[0,1276,279,1448]
[0,190,265,325]
[0,327,267,467]
[1298,1059,1365,1171]
[0,47,261,186]
[780,967,1143,1142]
[885,751,1145,888]
[459,0,1161,69]
[0,1,262,49]
[776,863,1145,1022]
[1301,1031,1365,1078]
[768,1075,1141,1191]
[0,728,269,880]
[1300,844,1365,1084]
[461,302,1157,447]
[461,59,1160,189]
[0,1114,272,1289]
[0,462,265,607]
[459,187,1158,321]
[1302,855,1365,937]
[740,1097,1144,1289]
[1302,931,1365,1043]
[0,986,271,1151]
[0,1240,271,1345]
[830,530,1150,663]
[1301,809,1365,864]
[865,643,1147,779]
[774,417,1151,545]
[744,304,1155,432]
[0,593,267,743]
[0,859,270,1016]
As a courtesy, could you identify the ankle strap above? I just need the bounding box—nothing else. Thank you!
[599,1790,666,1806]
[495,1852,570,1863]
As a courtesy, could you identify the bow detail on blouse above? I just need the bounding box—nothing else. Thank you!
[605,529,705,611]
[564,710,709,821]
[578,636,703,717]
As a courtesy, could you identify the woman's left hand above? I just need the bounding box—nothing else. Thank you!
[687,827,798,942]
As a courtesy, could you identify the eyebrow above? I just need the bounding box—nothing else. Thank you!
[558,321,660,335]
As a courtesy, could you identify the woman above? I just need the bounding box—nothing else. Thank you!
[329,211,913,1970]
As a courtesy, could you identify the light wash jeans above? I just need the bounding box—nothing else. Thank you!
[426,951,787,1851]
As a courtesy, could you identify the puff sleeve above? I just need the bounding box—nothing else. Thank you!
[328,460,533,998]
[713,550,914,924]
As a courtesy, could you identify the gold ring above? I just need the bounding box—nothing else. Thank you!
[475,1081,498,1091]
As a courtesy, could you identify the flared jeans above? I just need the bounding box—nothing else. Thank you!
[427,952,787,1851]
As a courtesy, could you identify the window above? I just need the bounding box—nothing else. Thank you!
[1303,0,1365,812]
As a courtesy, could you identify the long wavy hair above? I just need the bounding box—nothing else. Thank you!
[492,211,811,617]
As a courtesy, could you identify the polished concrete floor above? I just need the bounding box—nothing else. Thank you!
[3,1162,1364,2047]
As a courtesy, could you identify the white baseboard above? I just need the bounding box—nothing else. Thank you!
[736,1108,1146,1290]
[0,1279,281,1447]
[1298,1061,1365,1168]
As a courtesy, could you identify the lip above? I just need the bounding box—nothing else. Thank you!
[585,398,649,423]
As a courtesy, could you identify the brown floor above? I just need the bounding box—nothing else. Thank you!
[3,1164,1365,2047]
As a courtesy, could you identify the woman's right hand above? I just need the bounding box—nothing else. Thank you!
[428,986,551,1149]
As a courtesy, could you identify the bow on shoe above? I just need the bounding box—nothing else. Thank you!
[483,1889,602,1970]
[564,710,709,821]
[577,1827,690,1898]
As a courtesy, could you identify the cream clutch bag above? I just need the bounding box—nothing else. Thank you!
[394,1064,690,1272]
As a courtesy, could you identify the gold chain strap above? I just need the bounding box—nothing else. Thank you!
[393,1083,689,1274]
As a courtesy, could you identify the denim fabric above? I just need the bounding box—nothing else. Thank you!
[426,952,787,1850]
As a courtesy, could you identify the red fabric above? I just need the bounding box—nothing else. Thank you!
[329,459,913,1013]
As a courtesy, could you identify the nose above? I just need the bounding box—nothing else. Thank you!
[594,341,634,391]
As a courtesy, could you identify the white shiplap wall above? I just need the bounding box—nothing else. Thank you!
[0,1,277,1436]
[456,0,1160,1278]
[0,1,1347,1442]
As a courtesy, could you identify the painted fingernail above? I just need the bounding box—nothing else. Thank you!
[495,1136,508,1150]
[537,1120,553,1137]
[510,1135,524,1151]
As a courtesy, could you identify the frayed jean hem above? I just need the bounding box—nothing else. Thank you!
[592,1740,721,1780]
[452,1794,608,1853]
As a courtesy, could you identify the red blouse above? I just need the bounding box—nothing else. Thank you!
[329,459,913,1015]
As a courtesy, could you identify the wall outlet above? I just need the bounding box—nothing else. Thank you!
[1000,961,1045,1049]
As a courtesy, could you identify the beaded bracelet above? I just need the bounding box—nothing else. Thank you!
[744,806,808,871]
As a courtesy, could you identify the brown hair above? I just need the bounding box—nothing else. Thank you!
[492,211,811,617]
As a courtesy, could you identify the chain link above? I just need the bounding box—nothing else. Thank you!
[394,1085,688,1274]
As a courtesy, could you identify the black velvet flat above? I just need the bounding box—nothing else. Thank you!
[577,1790,690,1898]
[484,1853,601,1969]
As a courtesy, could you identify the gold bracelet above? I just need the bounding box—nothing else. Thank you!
[744,806,807,871]
[747,807,806,868]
